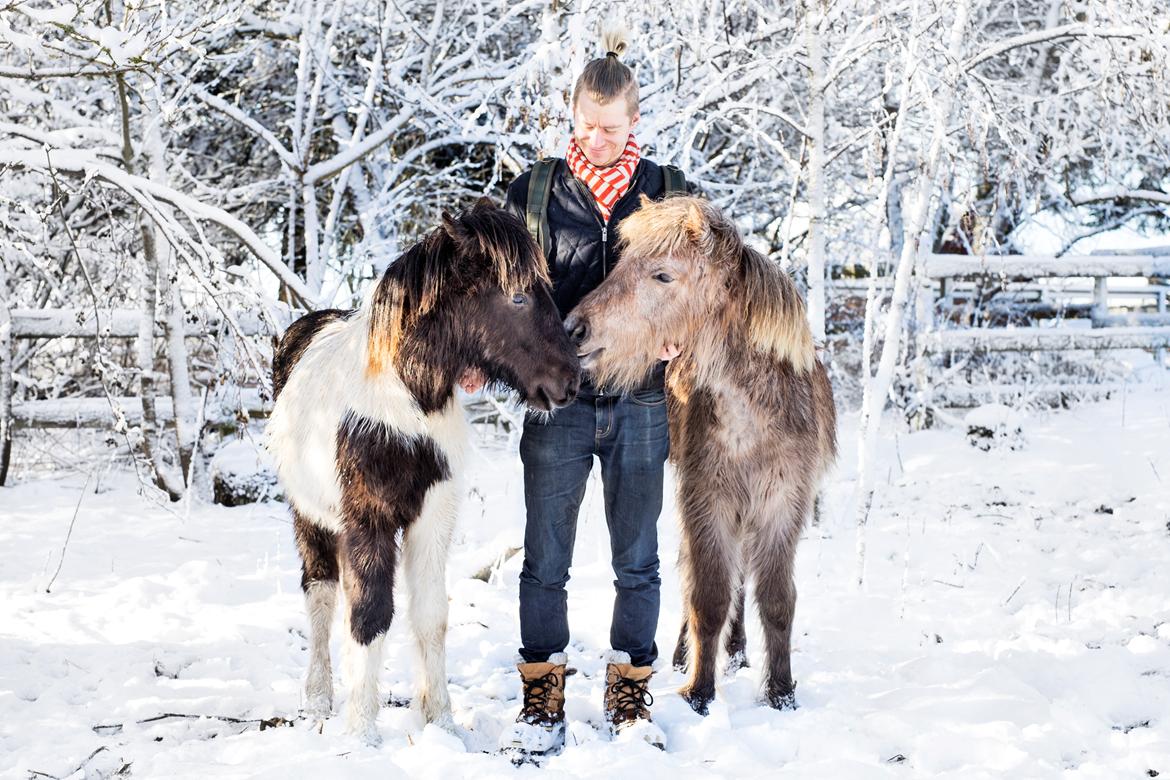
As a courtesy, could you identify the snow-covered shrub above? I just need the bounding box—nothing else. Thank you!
[209,438,281,506]
[964,404,1025,451]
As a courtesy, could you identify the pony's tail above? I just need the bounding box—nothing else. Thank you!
[741,247,816,373]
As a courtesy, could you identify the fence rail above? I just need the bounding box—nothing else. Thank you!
[924,326,1170,353]
[923,250,1169,407]
[11,391,269,429]
[10,308,276,339]
[923,254,1170,280]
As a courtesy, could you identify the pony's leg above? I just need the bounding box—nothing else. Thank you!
[339,517,398,746]
[677,498,737,715]
[671,522,693,671]
[294,511,339,719]
[748,508,805,710]
[724,583,750,673]
[402,479,459,729]
[671,615,690,672]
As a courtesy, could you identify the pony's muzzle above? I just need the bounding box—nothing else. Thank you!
[533,366,579,410]
[564,313,589,351]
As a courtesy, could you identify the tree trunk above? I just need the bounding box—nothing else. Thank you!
[118,74,183,500]
[854,0,971,586]
[803,0,828,343]
[862,26,916,390]
[142,92,198,482]
[0,268,13,487]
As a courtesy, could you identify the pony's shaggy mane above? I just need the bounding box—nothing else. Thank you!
[618,196,815,373]
[366,199,551,375]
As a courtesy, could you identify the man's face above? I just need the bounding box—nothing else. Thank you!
[572,92,639,167]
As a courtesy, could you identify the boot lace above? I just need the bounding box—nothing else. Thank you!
[608,676,654,721]
[521,670,563,721]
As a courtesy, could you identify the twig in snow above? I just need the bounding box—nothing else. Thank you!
[471,545,521,583]
[899,513,912,621]
[92,712,295,734]
[1149,458,1161,483]
[1002,577,1026,606]
[968,542,984,570]
[932,579,964,589]
[46,471,92,593]
[1121,375,1127,427]
[28,745,108,780]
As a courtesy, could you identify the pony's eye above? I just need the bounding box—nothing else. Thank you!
[653,272,674,284]
[511,292,529,305]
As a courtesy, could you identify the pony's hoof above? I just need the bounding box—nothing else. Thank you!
[679,686,713,716]
[724,651,750,674]
[345,721,383,747]
[427,709,458,736]
[765,689,798,711]
[303,693,332,721]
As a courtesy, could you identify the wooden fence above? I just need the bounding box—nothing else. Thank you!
[0,308,276,482]
[919,250,1170,405]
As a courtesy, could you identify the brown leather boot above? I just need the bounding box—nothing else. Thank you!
[603,651,666,749]
[499,653,567,755]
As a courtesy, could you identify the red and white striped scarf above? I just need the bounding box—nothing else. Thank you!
[565,134,640,222]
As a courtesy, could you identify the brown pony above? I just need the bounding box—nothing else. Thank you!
[565,196,837,714]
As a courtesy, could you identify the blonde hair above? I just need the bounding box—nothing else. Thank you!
[571,23,639,116]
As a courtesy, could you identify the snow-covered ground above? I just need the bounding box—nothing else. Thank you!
[2,381,1169,779]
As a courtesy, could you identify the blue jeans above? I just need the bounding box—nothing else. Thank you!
[518,387,670,668]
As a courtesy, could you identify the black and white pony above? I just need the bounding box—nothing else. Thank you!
[267,199,579,744]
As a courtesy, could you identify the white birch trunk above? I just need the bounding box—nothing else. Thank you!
[861,11,919,389]
[116,73,181,500]
[143,91,197,482]
[304,182,322,293]
[0,264,12,486]
[286,0,316,282]
[803,0,828,343]
[301,0,344,294]
[854,0,971,587]
[318,4,394,288]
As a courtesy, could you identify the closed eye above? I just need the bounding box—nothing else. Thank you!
[653,272,674,284]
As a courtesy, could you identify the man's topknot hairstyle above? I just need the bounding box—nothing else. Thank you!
[572,22,639,116]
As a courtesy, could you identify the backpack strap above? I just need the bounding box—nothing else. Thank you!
[661,164,687,198]
[525,158,558,258]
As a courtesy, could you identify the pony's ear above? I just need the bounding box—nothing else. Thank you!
[472,196,496,213]
[440,210,461,238]
[638,193,653,208]
[683,200,706,243]
[441,209,473,255]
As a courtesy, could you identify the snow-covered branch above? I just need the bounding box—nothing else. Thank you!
[187,86,300,171]
[0,148,316,306]
[1071,187,1170,207]
[302,107,416,185]
[962,24,1147,72]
